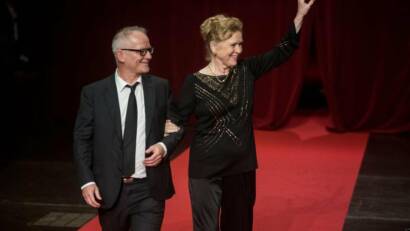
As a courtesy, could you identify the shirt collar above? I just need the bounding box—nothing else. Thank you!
[115,69,142,93]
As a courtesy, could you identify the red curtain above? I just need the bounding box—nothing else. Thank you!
[54,0,410,132]
[314,0,410,132]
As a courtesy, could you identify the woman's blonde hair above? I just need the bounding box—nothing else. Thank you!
[200,14,243,61]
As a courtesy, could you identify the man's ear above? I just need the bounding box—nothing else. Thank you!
[116,50,125,63]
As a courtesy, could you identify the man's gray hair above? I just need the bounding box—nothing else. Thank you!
[112,26,147,53]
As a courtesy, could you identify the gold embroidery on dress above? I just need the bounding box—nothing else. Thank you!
[194,84,240,151]
[278,40,289,48]
[195,67,239,105]
[192,65,250,152]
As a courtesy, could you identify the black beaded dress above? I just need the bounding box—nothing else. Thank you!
[173,25,300,178]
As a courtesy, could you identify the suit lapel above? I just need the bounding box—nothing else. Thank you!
[142,75,155,140]
[103,75,123,145]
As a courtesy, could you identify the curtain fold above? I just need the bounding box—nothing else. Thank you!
[314,0,410,132]
[55,0,409,133]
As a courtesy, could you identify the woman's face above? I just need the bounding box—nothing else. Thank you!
[211,31,243,68]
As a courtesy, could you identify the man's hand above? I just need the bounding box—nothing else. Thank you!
[144,143,165,167]
[82,184,102,208]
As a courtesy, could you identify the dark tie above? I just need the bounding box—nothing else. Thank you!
[122,83,139,176]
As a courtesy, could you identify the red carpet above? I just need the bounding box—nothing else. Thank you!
[79,113,369,231]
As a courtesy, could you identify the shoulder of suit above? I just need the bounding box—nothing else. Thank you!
[82,75,114,91]
[144,74,169,86]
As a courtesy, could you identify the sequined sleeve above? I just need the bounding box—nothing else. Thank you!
[243,23,300,80]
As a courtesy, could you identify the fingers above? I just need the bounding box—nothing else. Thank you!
[299,0,314,6]
[145,145,155,155]
[82,185,101,208]
[144,145,164,167]
[95,187,102,201]
[297,0,314,17]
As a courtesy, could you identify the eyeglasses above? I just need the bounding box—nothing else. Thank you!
[121,47,154,56]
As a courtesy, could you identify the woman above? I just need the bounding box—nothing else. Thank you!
[170,0,315,230]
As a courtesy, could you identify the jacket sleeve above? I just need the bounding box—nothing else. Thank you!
[73,86,95,187]
[159,81,184,160]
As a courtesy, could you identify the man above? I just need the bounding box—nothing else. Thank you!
[73,26,182,231]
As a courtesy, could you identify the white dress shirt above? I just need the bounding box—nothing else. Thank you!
[116,71,147,179]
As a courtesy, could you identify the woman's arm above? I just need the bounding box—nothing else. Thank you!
[243,0,315,79]
[294,0,315,33]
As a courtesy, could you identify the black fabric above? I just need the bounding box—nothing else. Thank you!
[98,180,165,231]
[220,171,256,231]
[172,25,299,178]
[189,176,223,231]
[73,75,183,209]
[122,83,139,176]
[188,171,256,231]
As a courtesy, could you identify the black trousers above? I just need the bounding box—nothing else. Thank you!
[98,179,165,231]
[189,171,256,231]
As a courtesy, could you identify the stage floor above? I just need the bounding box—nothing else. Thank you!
[1,112,408,231]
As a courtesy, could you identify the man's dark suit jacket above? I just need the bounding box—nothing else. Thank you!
[73,74,183,209]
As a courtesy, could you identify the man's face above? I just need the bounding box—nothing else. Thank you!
[117,31,153,75]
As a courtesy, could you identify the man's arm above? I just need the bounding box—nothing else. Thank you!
[73,86,95,185]
[144,81,184,167]
[73,86,101,208]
